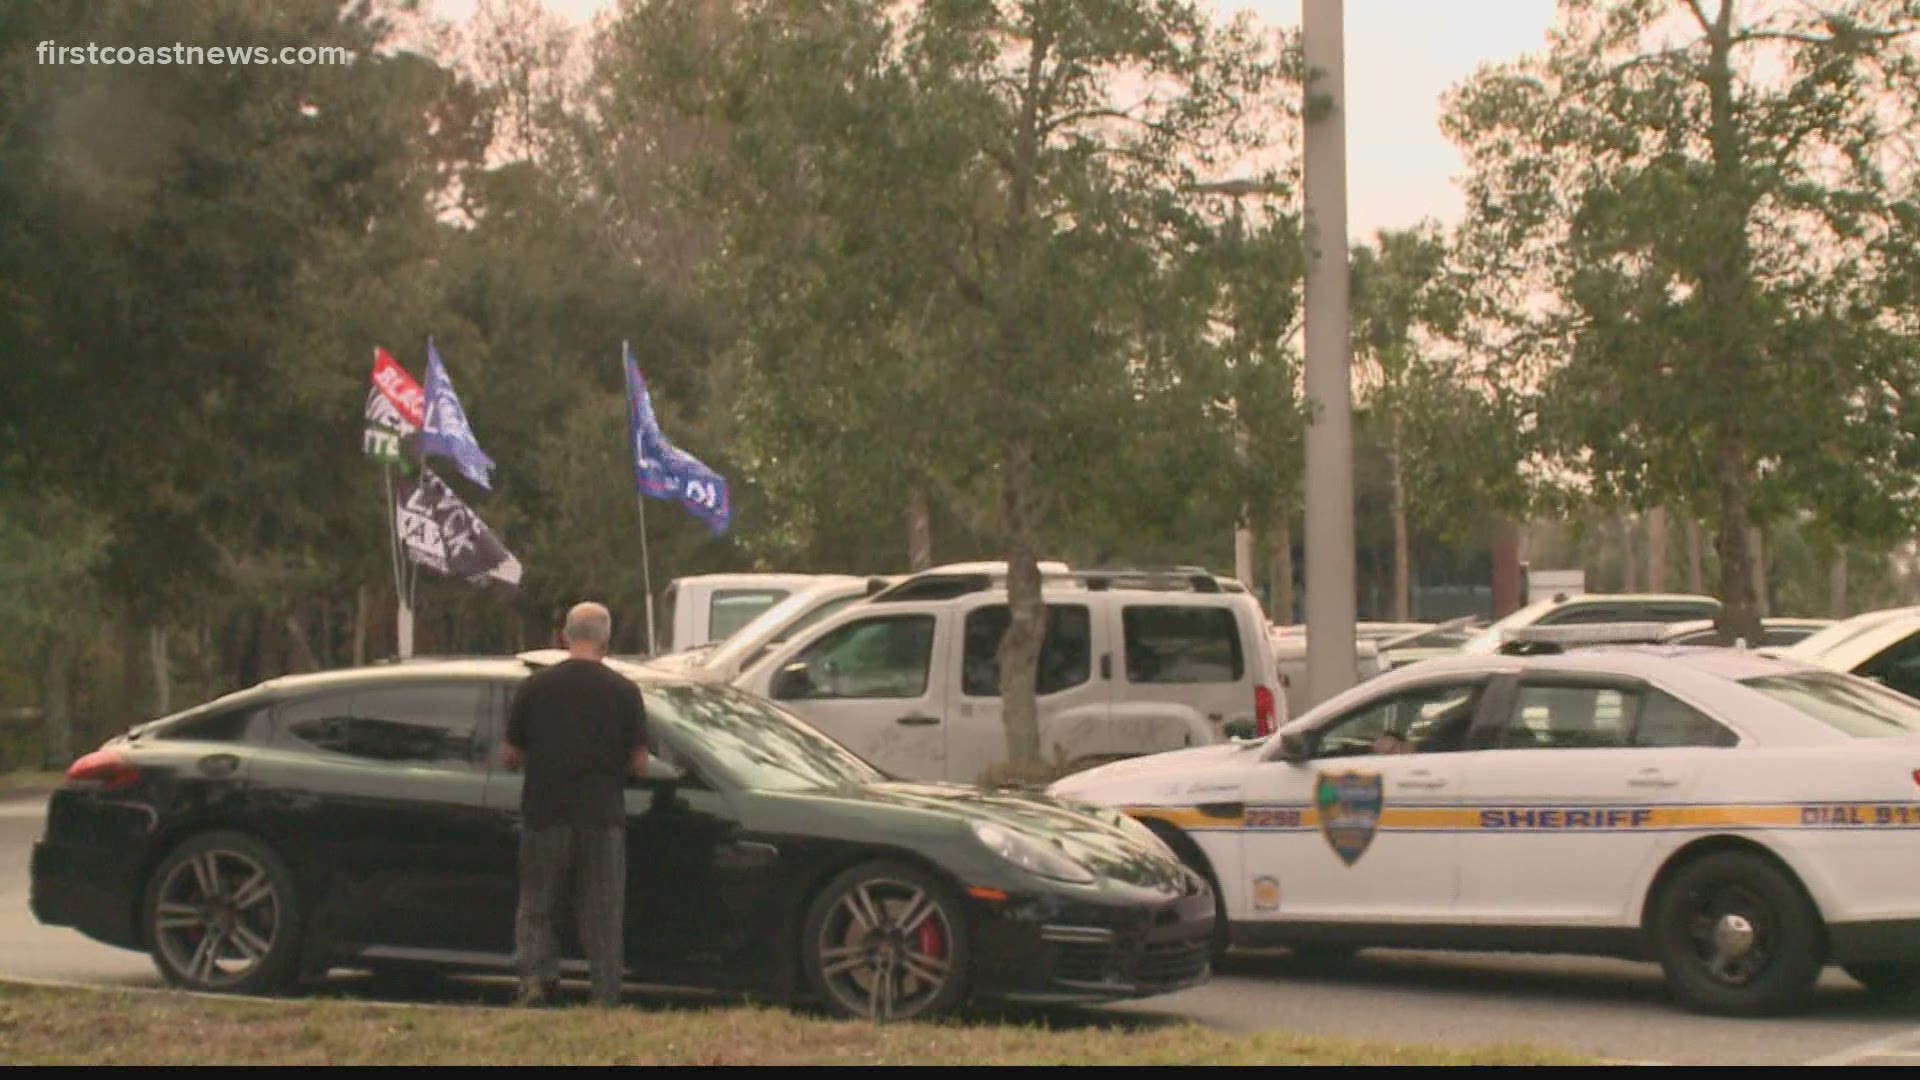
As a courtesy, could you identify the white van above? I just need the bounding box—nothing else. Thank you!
[734,567,1284,783]
[657,573,838,654]
[647,575,891,683]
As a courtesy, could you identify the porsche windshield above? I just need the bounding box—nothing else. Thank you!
[643,682,886,790]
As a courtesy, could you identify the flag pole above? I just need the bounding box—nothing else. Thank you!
[627,341,659,656]
[637,492,657,656]
[382,460,413,660]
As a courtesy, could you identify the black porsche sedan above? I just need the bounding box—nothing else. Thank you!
[31,655,1212,1020]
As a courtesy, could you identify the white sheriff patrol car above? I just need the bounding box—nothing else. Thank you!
[1047,642,1920,1015]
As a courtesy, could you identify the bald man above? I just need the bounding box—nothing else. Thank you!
[504,601,648,1007]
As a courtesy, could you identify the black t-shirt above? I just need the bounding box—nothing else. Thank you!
[506,659,647,827]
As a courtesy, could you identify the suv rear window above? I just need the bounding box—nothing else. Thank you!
[962,605,1092,696]
[1740,672,1920,738]
[1123,606,1244,683]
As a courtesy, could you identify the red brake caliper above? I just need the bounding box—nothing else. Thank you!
[917,917,945,960]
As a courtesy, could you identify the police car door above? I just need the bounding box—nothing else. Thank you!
[1454,674,1712,924]
[1237,677,1483,921]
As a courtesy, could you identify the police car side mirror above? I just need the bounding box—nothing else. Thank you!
[1278,729,1311,764]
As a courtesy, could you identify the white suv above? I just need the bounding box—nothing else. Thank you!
[734,565,1285,783]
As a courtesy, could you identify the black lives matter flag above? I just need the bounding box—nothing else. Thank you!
[394,467,523,588]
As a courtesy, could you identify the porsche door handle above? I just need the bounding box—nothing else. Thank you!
[896,714,940,726]
[1395,772,1448,790]
[1628,770,1679,788]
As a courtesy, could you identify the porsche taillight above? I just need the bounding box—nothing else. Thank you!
[64,749,141,792]
[1255,685,1278,736]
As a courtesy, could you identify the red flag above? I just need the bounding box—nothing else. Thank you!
[371,347,426,428]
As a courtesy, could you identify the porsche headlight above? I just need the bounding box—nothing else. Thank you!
[970,821,1095,885]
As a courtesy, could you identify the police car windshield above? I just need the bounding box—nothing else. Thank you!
[1740,671,1920,738]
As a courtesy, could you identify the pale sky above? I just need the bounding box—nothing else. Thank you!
[434,0,1562,241]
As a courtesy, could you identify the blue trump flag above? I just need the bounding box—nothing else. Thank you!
[623,343,731,535]
[418,340,496,490]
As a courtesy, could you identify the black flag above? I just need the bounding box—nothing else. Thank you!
[394,467,523,588]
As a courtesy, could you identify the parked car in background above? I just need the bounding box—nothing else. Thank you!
[1268,628,1389,695]
[1659,618,1832,649]
[1778,607,1920,701]
[32,656,1214,1020]
[1457,593,1723,656]
[647,575,892,683]
[735,565,1283,782]
[1369,617,1483,670]
[659,573,844,654]
[1051,645,1920,1016]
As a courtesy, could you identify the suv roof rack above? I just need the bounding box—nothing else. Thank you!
[869,564,1233,602]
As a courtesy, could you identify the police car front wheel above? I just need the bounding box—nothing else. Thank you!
[1649,852,1824,1016]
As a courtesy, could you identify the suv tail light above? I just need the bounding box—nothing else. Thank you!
[1255,685,1278,736]
[64,749,141,792]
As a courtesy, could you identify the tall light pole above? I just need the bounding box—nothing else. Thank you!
[1301,0,1357,710]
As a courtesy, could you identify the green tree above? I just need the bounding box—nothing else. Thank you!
[604,0,1291,764]
[1447,0,1920,642]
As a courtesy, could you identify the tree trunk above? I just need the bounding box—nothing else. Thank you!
[1701,8,1763,645]
[995,439,1045,767]
[1491,517,1522,617]
[229,609,259,689]
[284,611,321,673]
[42,635,73,769]
[1686,516,1705,594]
[1748,525,1769,619]
[1646,506,1669,592]
[1234,423,1255,587]
[1830,549,1848,618]
[120,620,143,726]
[317,600,335,670]
[1619,514,1639,593]
[1388,418,1411,622]
[352,584,369,667]
[198,602,217,702]
[907,485,933,571]
[1713,435,1764,643]
[1271,510,1296,625]
[149,627,170,717]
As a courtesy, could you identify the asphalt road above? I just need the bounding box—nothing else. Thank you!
[5,792,1917,1065]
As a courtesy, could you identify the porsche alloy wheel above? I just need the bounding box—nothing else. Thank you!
[146,831,301,994]
[803,862,968,1021]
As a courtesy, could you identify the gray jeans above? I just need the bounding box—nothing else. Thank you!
[516,823,626,1006]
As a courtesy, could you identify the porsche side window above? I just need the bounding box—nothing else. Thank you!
[1500,685,1636,750]
[280,693,358,756]
[1315,683,1483,759]
[348,684,490,768]
[1633,690,1738,748]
